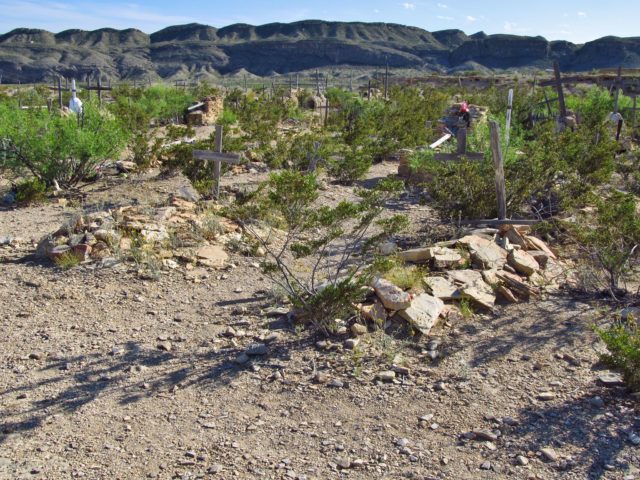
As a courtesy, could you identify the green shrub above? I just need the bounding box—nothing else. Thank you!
[0,103,128,188]
[597,318,640,391]
[570,190,640,294]
[15,178,47,204]
[233,171,407,334]
[327,147,372,185]
[218,108,237,126]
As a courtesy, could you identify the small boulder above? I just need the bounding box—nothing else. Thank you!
[507,249,539,276]
[372,278,411,310]
[424,276,458,300]
[196,245,229,268]
[398,293,445,336]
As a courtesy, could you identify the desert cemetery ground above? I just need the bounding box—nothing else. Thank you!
[1,71,640,480]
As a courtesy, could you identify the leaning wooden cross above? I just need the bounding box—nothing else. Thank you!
[192,125,241,200]
[434,127,484,162]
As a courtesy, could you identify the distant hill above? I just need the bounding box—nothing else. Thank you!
[1,20,640,83]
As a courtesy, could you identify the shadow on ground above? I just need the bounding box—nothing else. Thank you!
[0,320,313,446]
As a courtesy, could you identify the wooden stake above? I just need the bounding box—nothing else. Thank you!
[213,125,223,199]
[490,120,507,221]
[505,89,514,149]
[553,61,567,118]
[614,66,622,114]
[456,127,467,155]
[57,76,63,109]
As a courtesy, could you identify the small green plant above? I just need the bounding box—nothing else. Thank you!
[383,263,425,291]
[597,317,640,391]
[459,298,474,318]
[15,178,47,204]
[54,251,81,269]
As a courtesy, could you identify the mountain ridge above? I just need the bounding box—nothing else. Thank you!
[0,20,638,82]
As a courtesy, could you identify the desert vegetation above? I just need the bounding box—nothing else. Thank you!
[1,74,639,479]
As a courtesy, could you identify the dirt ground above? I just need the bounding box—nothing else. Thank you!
[0,162,639,480]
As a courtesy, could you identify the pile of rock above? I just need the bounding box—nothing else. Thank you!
[37,195,242,271]
[357,225,562,336]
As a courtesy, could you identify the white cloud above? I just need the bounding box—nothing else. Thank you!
[437,3,448,8]
[577,11,587,17]
[402,2,416,10]
[466,15,477,22]
[504,21,530,34]
[437,15,453,21]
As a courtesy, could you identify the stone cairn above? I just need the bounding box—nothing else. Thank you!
[356,225,563,337]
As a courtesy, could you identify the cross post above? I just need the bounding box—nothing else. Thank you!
[192,125,241,200]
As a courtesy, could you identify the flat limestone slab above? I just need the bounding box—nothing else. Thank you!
[372,278,411,310]
[399,293,445,336]
[424,276,459,300]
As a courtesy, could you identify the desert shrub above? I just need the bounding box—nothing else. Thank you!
[597,318,640,391]
[570,190,640,295]
[218,108,237,126]
[233,170,407,334]
[15,178,47,204]
[0,103,128,188]
[327,147,372,184]
[283,132,338,171]
[130,131,164,170]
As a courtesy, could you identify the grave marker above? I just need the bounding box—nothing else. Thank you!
[192,125,241,200]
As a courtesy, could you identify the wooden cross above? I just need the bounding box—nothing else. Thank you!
[84,76,111,105]
[48,76,64,108]
[192,125,241,200]
[454,120,537,226]
[434,126,484,162]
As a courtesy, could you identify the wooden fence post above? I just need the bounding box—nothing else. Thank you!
[57,76,63,109]
[553,61,567,118]
[505,88,514,150]
[490,120,507,221]
[213,125,223,200]
[456,127,467,155]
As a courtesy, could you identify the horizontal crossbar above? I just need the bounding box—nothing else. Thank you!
[192,150,242,164]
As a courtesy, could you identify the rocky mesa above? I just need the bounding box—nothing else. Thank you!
[1,20,640,82]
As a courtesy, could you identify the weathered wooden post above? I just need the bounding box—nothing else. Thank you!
[87,77,91,101]
[613,66,622,114]
[505,88,514,149]
[553,61,567,118]
[456,127,467,155]
[384,63,389,100]
[97,77,102,104]
[490,120,507,221]
[57,76,63,109]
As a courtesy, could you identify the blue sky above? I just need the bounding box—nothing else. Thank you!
[0,1,637,44]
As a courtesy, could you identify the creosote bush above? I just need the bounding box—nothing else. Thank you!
[597,317,640,391]
[569,190,640,296]
[0,101,128,188]
[232,170,408,334]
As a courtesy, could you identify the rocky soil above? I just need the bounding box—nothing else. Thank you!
[1,163,639,480]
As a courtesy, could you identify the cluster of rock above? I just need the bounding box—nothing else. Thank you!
[36,194,242,272]
[185,96,225,126]
[357,225,562,337]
